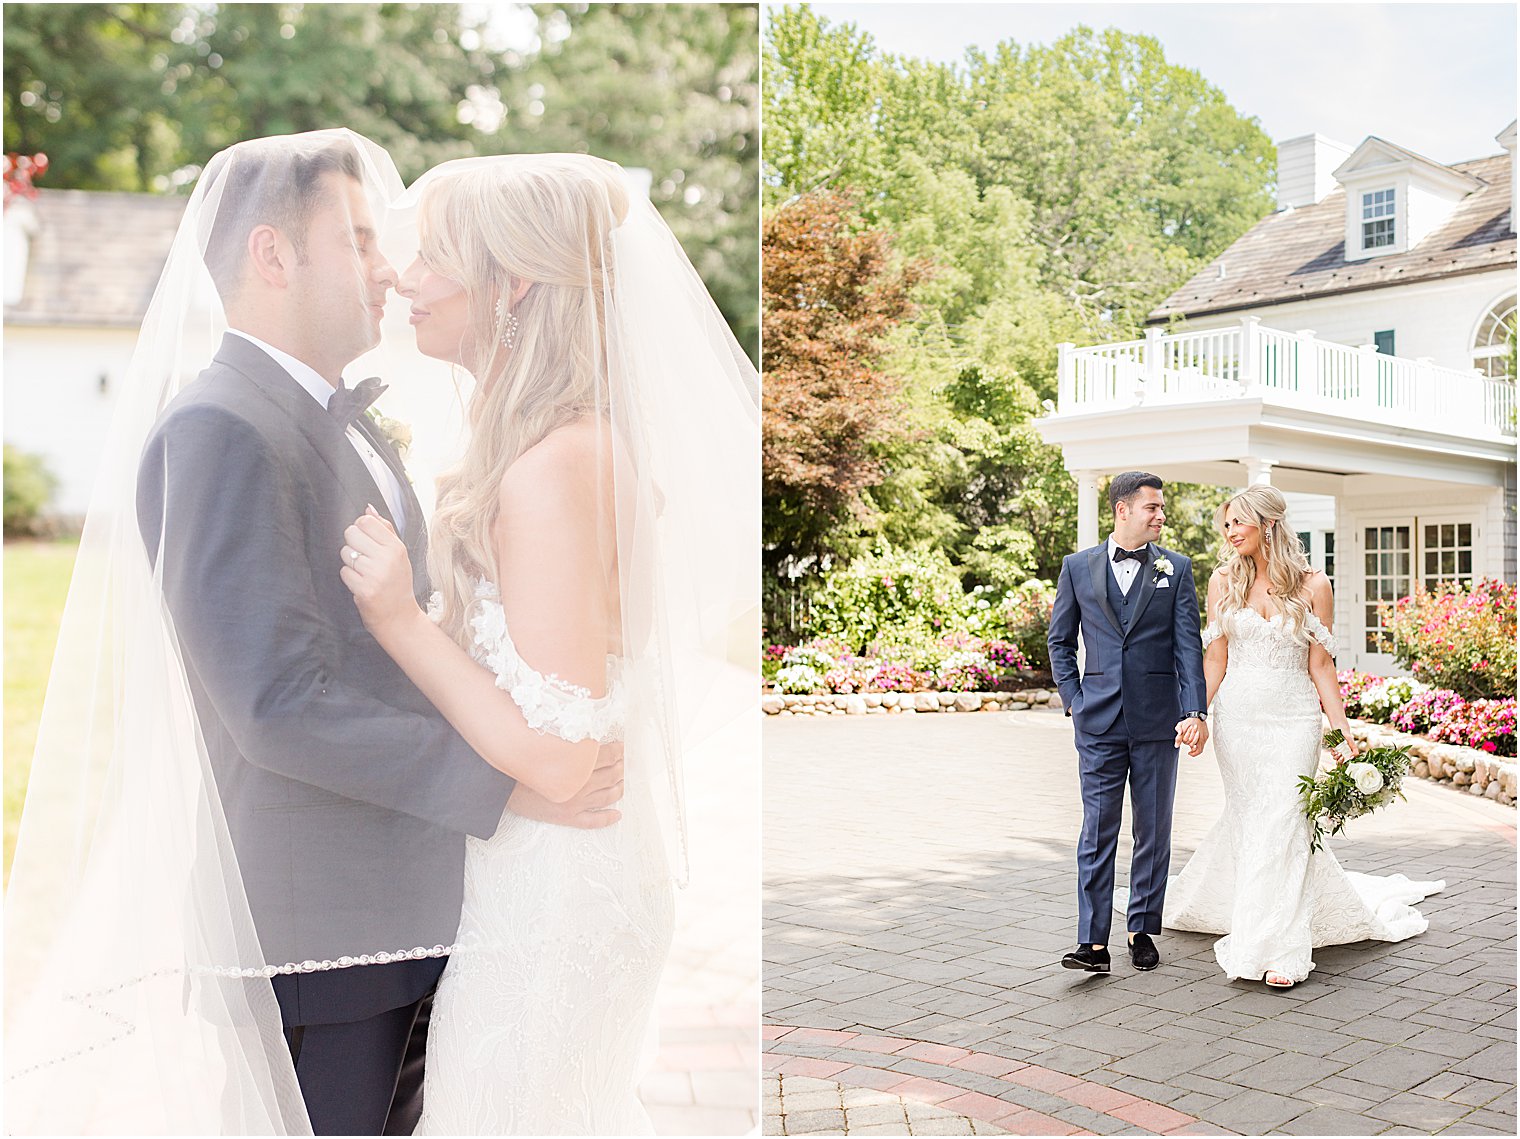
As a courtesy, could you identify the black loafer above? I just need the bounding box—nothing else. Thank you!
[1061,945,1111,973]
[1129,932,1160,971]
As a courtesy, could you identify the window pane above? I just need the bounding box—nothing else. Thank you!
[1459,523,1472,545]
[1325,533,1336,553]
[1365,553,1378,575]
[1442,523,1455,545]
[1425,551,1438,574]
[1425,525,1437,545]
[1442,550,1456,574]
[1396,529,1409,550]
[1459,550,1472,575]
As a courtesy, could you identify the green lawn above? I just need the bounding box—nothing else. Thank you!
[4,539,78,882]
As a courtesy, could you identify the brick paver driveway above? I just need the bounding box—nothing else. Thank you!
[764,711,1516,1136]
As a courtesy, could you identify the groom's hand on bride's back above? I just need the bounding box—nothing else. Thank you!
[506,741,625,828]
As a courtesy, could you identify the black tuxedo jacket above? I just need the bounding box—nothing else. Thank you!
[1047,541,1207,742]
[137,333,514,1024]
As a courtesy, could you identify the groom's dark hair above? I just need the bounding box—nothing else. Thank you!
[200,140,364,301]
[1109,471,1163,513]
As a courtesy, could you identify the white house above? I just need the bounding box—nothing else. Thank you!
[4,189,189,519]
[1038,123,1517,673]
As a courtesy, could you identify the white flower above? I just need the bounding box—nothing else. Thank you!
[1346,762,1385,795]
[1153,556,1174,577]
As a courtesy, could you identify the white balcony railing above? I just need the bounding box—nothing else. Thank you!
[1055,316,1517,437]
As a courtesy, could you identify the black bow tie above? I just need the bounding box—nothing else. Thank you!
[1112,545,1149,564]
[328,376,387,428]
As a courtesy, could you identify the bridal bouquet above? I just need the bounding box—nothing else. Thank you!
[1297,729,1413,852]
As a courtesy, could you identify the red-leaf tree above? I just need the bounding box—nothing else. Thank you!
[762,188,924,576]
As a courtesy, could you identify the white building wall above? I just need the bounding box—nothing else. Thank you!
[1179,269,1514,373]
[1334,483,1506,672]
[1406,180,1458,250]
[3,326,137,517]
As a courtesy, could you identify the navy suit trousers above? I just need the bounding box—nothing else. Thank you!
[1074,726,1179,946]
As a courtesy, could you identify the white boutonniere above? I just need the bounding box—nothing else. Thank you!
[366,409,413,461]
[1152,555,1174,583]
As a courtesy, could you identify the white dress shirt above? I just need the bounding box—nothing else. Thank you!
[228,330,408,534]
[1106,536,1149,597]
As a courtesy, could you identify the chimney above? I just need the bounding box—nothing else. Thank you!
[3,197,39,307]
[1276,133,1354,210]
[1498,121,1517,234]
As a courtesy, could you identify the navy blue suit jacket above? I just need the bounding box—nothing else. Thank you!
[137,334,515,1024]
[1047,542,1207,742]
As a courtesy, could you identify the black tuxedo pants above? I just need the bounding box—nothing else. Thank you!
[283,988,433,1136]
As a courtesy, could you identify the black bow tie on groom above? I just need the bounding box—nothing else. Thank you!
[328,376,387,429]
[1112,545,1150,563]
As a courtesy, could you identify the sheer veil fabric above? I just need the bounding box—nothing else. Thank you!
[4,133,758,1135]
[8,130,402,1135]
[382,154,760,891]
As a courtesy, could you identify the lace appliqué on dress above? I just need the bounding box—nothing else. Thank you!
[430,581,624,744]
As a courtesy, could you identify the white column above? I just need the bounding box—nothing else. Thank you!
[1057,342,1074,410]
[1243,458,1275,486]
[1144,325,1163,401]
[1076,469,1101,550]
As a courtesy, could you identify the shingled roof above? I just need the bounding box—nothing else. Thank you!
[5,189,187,327]
[1150,151,1515,323]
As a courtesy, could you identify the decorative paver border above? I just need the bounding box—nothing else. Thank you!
[764,1025,1237,1136]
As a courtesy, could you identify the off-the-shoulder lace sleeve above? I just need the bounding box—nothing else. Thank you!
[1201,621,1224,650]
[1304,611,1336,654]
[438,581,621,743]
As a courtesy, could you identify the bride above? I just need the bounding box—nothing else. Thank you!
[337,153,754,1133]
[1163,485,1443,989]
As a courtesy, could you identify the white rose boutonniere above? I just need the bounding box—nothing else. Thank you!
[366,410,413,461]
[1152,555,1174,583]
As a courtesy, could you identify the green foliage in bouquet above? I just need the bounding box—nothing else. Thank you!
[1297,729,1412,853]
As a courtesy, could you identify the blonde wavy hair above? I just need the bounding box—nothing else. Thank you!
[418,157,629,646]
[1214,484,1315,642]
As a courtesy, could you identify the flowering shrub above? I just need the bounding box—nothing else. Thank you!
[983,639,1030,672]
[1379,580,1517,699]
[811,544,973,652]
[986,580,1058,671]
[1358,677,1429,724]
[774,663,825,694]
[1336,670,1379,718]
[935,650,996,692]
[1390,688,1467,735]
[865,661,926,691]
[1430,698,1516,757]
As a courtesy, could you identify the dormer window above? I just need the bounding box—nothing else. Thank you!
[1361,188,1397,250]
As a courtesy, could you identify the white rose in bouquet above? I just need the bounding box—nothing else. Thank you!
[1346,762,1385,795]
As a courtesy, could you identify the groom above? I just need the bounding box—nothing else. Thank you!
[1047,472,1207,974]
[137,137,622,1134]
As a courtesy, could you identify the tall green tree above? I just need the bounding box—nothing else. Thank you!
[762,5,1264,627]
[3,2,758,357]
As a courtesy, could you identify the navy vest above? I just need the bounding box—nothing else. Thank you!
[1106,552,1145,630]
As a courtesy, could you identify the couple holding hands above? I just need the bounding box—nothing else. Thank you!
[1050,472,1442,990]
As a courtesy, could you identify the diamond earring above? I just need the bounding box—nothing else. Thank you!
[493,296,519,350]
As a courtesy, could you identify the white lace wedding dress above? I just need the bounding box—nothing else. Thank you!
[1161,606,1444,983]
[416,581,675,1135]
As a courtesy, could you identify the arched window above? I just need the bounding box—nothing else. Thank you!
[1472,294,1516,378]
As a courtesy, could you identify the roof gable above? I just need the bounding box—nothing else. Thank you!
[1150,152,1513,322]
[4,189,188,327]
[1333,137,1484,195]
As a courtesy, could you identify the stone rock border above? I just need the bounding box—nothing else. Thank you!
[762,689,1060,717]
[760,693,1516,808]
[1347,720,1516,807]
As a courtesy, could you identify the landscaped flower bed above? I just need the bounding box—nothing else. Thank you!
[763,635,1039,696]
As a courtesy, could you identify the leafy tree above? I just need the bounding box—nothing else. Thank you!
[762,189,924,574]
[762,5,1266,633]
[3,3,758,356]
